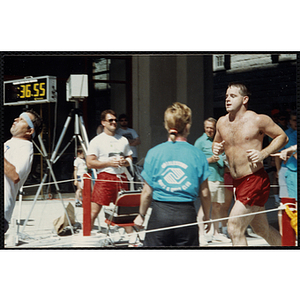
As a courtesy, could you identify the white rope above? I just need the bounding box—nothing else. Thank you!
[22,176,144,189]
[22,178,75,189]
[95,204,293,244]
[219,184,280,188]
[133,205,285,235]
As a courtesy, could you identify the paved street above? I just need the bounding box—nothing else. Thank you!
[3,193,290,249]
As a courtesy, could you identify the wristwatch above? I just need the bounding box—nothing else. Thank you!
[139,213,146,219]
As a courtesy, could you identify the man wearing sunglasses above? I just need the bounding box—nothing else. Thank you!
[86,110,136,244]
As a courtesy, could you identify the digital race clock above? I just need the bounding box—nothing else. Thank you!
[3,75,57,106]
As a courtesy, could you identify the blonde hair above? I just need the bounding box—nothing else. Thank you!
[164,102,192,142]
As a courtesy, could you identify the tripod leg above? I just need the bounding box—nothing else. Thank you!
[50,114,73,163]
[76,116,97,190]
[30,136,75,235]
[47,166,75,234]
[79,115,89,150]
[77,135,88,154]
[21,173,48,234]
[52,135,76,164]
[38,135,75,234]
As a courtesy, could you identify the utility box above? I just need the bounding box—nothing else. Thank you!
[66,74,88,101]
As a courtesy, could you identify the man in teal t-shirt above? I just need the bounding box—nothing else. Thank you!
[194,117,230,243]
[284,130,297,200]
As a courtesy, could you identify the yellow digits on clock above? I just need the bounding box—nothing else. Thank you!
[19,81,45,99]
[33,83,39,97]
[40,82,46,97]
[25,84,31,97]
[20,85,25,98]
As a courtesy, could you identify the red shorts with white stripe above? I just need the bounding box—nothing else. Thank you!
[91,172,128,206]
[233,168,270,207]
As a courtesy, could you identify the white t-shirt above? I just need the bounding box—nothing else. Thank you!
[87,132,133,175]
[4,137,33,222]
[74,157,87,176]
[116,127,139,158]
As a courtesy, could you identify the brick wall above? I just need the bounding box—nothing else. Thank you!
[212,54,297,119]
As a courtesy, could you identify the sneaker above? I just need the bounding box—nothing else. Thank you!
[206,235,212,243]
[75,201,82,207]
[128,234,137,244]
[212,233,231,242]
[200,235,211,246]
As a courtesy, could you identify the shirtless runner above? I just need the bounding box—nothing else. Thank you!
[213,82,288,246]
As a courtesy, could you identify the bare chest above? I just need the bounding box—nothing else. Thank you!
[219,119,263,145]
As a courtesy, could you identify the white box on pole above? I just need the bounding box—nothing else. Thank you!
[66,74,88,101]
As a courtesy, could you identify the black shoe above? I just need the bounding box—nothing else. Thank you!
[75,202,82,207]
[58,226,73,236]
[73,222,82,231]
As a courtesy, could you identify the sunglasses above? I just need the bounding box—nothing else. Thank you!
[106,118,118,123]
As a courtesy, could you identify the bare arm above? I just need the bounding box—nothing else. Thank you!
[260,116,289,158]
[207,155,221,164]
[74,166,78,186]
[134,181,152,228]
[247,115,289,164]
[271,145,297,161]
[198,179,211,233]
[274,156,281,176]
[212,118,225,155]
[4,158,20,184]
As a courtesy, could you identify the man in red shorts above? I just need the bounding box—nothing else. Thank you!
[86,110,135,243]
[213,82,288,246]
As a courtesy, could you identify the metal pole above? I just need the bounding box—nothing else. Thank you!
[21,173,48,234]
[82,174,91,236]
[50,112,73,163]
[15,186,23,245]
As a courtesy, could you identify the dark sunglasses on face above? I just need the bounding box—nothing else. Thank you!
[106,118,118,123]
[119,119,127,122]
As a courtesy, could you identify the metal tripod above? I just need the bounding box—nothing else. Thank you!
[20,100,90,237]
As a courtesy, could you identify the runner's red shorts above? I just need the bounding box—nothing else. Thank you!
[233,168,270,207]
[91,172,128,206]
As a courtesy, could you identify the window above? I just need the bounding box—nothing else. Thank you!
[213,55,230,71]
[88,57,133,129]
[93,58,111,91]
[216,55,224,67]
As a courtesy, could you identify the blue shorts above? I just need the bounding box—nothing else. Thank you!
[285,169,297,201]
[278,167,289,198]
